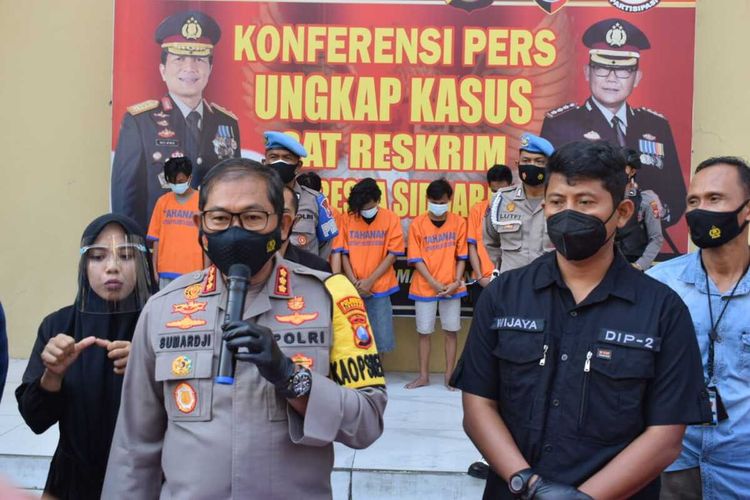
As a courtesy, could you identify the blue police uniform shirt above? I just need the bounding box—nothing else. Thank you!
[647,252,750,499]
[453,251,709,500]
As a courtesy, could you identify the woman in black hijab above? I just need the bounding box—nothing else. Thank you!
[16,213,154,499]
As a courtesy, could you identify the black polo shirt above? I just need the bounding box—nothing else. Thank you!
[452,251,708,500]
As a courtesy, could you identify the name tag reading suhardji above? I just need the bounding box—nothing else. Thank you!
[598,329,661,351]
[492,317,545,333]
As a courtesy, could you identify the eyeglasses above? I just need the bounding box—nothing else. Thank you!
[589,64,637,79]
[201,209,276,232]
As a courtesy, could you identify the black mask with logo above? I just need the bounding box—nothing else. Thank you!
[270,160,298,184]
[519,164,546,186]
[685,200,750,248]
[200,226,282,276]
[547,209,616,261]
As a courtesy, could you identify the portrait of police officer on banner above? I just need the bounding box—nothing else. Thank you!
[541,18,686,229]
[111,10,241,232]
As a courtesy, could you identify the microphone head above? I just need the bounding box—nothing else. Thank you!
[227,263,251,281]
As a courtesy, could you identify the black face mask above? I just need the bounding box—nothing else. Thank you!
[519,164,546,186]
[200,226,281,276]
[270,160,298,184]
[685,200,750,249]
[547,209,616,261]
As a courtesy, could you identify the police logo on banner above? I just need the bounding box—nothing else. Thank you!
[608,0,660,13]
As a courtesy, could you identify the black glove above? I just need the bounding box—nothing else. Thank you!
[222,320,295,387]
[527,477,592,500]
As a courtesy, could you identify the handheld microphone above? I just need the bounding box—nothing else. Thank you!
[216,263,251,385]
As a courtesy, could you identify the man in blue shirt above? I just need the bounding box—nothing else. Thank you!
[648,156,750,499]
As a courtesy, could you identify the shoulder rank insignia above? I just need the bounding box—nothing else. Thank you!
[274,266,291,296]
[201,266,218,295]
[637,107,665,119]
[211,102,238,120]
[545,102,577,119]
[127,99,159,115]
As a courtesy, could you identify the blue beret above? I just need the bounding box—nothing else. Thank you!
[520,133,554,157]
[263,131,307,158]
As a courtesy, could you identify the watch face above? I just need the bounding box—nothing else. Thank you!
[292,369,312,397]
[509,475,525,493]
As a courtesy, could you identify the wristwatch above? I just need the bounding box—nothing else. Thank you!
[508,468,535,497]
[278,366,312,399]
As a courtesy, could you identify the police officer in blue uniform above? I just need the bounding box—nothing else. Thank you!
[541,18,686,229]
[111,11,241,232]
[452,140,708,499]
[263,131,338,259]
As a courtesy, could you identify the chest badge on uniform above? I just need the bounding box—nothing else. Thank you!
[184,284,202,300]
[171,355,193,376]
[158,128,176,138]
[291,353,314,369]
[296,234,308,246]
[596,348,612,360]
[506,202,516,212]
[584,130,601,140]
[274,266,290,296]
[275,296,319,325]
[173,382,197,414]
[166,300,208,330]
[213,124,238,160]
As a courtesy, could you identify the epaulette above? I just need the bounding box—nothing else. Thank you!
[211,102,238,120]
[150,268,207,300]
[297,183,320,197]
[637,107,665,119]
[127,99,159,115]
[290,261,332,282]
[545,102,578,119]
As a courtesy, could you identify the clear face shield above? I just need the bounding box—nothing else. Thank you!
[77,226,153,313]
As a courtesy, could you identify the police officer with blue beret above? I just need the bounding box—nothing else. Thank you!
[483,133,556,274]
[111,10,241,232]
[453,140,709,500]
[263,131,338,259]
[541,18,686,232]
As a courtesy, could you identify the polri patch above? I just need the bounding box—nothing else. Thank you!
[174,382,197,414]
[492,317,545,333]
[599,329,661,351]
